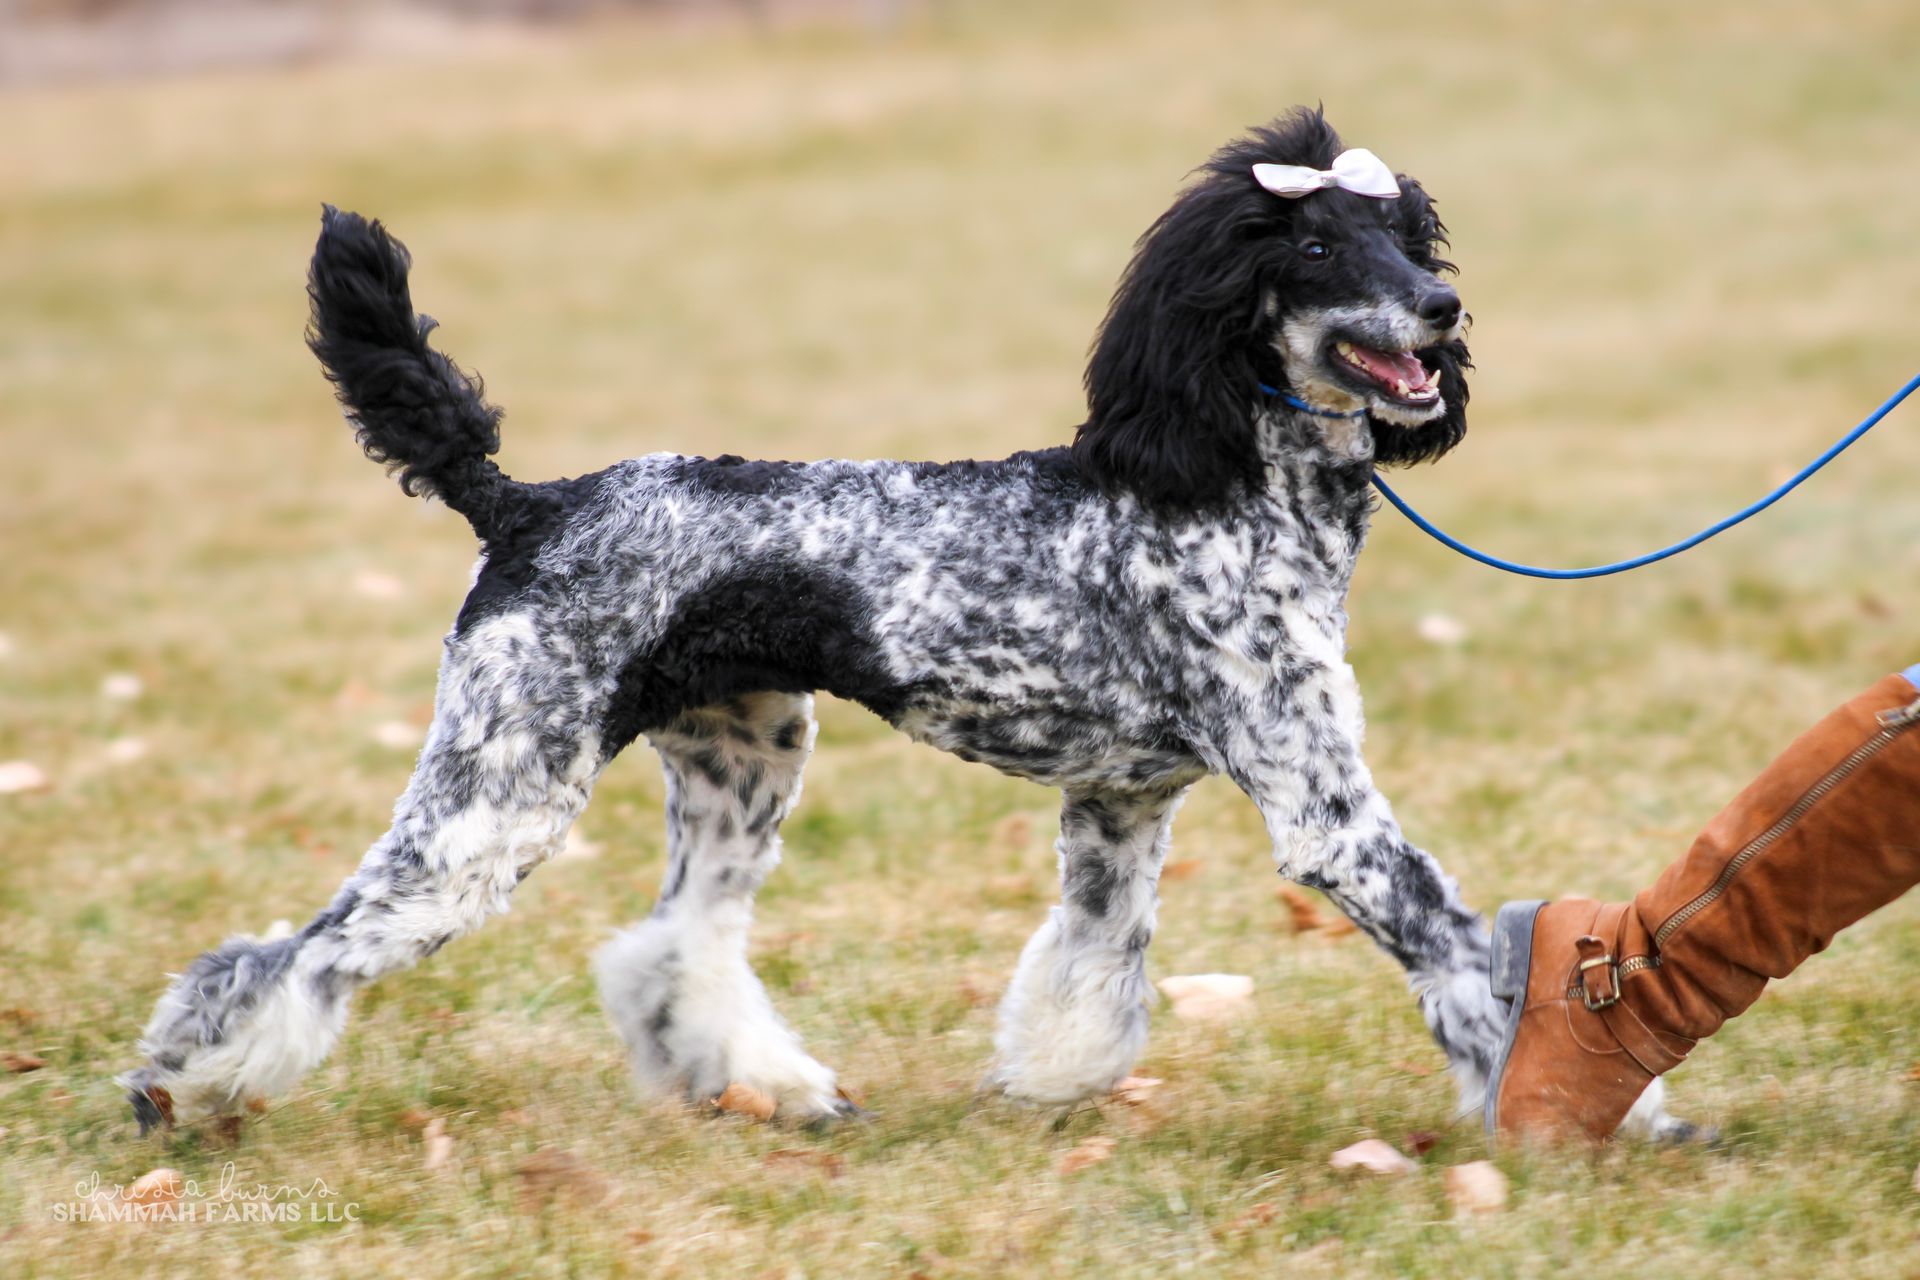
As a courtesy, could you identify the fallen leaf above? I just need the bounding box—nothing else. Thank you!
[1405,1130,1440,1157]
[352,570,405,600]
[0,762,49,794]
[0,1007,38,1029]
[372,721,422,750]
[1277,885,1330,933]
[1160,857,1203,883]
[1227,1201,1278,1233]
[515,1147,612,1212]
[1416,613,1469,647]
[626,1228,656,1246]
[127,1168,183,1208]
[835,1082,865,1111]
[1056,1135,1117,1174]
[1444,1160,1509,1215]
[1329,1138,1417,1176]
[1905,1063,1920,1084]
[140,1084,175,1128]
[245,1097,270,1115]
[763,1148,847,1179]
[1319,917,1359,938]
[1110,1076,1163,1106]
[713,1082,777,1122]
[100,673,143,701]
[992,812,1035,853]
[956,977,995,1007]
[104,737,148,764]
[1,1052,44,1073]
[396,1107,434,1133]
[211,1115,244,1146]
[334,679,376,709]
[421,1116,454,1170]
[1157,974,1254,1021]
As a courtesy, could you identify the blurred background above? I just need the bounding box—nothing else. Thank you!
[3,1,1919,1275]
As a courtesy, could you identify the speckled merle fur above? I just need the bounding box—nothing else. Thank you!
[121,108,1679,1137]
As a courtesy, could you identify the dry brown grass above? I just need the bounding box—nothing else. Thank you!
[4,1,1920,1274]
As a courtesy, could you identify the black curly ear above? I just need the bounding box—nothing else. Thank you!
[1374,178,1470,466]
[1075,107,1350,507]
[1073,176,1276,509]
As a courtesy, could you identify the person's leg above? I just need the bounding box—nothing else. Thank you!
[1486,666,1920,1142]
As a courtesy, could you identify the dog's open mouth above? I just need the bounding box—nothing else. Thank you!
[1328,339,1439,406]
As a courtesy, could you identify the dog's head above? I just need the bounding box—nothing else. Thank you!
[1075,107,1470,508]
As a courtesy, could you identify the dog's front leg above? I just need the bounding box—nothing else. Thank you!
[986,785,1186,1106]
[1211,657,1515,1116]
[1218,661,1689,1135]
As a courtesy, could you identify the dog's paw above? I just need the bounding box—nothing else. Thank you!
[121,1069,177,1136]
[1615,1077,1715,1145]
[125,936,347,1131]
[802,1091,871,1133]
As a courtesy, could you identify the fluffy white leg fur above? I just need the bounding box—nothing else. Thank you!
[124,941,350,1125]
[989,911,1151,1104]
[597,694,848,1122]
[122,615,599,1130]
[597,904,840,1117]
[988,789,1180,1105]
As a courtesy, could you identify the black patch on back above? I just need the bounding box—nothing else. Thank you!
[673,454,813,495]
[599,559,927,756]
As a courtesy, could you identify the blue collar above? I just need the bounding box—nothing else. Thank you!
[1257,382,1370,420]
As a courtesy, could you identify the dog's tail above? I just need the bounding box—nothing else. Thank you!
[306,205,514,539]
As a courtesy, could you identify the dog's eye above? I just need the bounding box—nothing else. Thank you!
[1298,240,1330,262]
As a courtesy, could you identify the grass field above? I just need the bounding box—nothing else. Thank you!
[5,0,1920,1273]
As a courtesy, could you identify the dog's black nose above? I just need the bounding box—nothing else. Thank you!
[1415,286,1461,329]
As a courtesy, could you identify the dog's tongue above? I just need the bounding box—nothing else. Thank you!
[1351,344,1433,393]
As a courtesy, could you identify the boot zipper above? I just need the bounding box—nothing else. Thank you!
[1653,692,1920,947]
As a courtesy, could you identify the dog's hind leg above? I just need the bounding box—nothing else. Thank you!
[121,613,602,1130]
[594,692,850,1123]
[987,786,1185,1105]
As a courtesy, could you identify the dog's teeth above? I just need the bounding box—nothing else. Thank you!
[1336,341,1354,356]
[1394,379,1410,397]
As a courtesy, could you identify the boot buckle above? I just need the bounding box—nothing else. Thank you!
[1574,935,1621,1010]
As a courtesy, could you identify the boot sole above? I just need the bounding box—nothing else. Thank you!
[1483,899,1547,1140]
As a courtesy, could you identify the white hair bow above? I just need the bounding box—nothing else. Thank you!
[1251,148,1400,200]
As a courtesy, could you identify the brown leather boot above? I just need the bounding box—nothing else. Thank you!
[1485,667,1920,1142]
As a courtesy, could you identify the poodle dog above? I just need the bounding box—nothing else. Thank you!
[122,107,1677,1138]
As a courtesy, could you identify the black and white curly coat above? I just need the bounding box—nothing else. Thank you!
[123,108,1676,1138]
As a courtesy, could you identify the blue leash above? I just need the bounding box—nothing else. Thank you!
[1264,373,1920,580]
